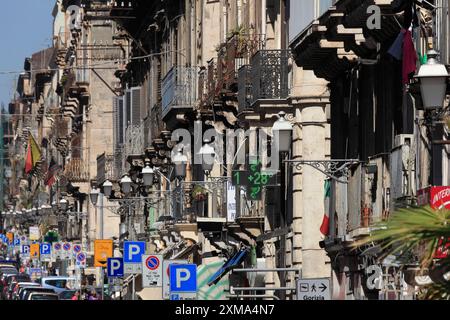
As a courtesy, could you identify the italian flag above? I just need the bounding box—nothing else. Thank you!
[320,180,331,236]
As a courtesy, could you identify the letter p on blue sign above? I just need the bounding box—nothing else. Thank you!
[107,258,124,277]
[169,264,197,293]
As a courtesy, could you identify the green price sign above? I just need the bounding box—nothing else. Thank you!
[232,170,249,186]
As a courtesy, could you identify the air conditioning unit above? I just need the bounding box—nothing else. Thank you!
[394,134,414,149]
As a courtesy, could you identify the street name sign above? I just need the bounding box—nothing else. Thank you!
[107,258,124,277]
[163,259,187,300]
[169,264,197,300]
[142,255,163,287]
[297,278,330,300]
[123,241,146,274]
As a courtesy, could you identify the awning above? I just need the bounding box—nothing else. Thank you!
[207,248,249,286]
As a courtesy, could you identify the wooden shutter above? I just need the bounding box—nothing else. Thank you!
[125,89,132,126]
[131,87,141,125]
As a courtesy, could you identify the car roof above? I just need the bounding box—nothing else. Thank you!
[41,276,75,280]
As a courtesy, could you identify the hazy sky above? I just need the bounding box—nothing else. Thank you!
[0,0,55,109]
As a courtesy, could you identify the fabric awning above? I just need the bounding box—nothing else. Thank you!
[207,248,249,286]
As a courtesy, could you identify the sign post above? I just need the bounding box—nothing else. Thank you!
[296,278,331,300]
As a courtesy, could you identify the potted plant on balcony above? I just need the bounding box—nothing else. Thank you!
[191,184,208,202]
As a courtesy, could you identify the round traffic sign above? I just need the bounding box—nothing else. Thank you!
[77,253,86,262]
[145,256,160,270]
[54,243,61,250]
[63,243,71,251]
[74,245,81,253]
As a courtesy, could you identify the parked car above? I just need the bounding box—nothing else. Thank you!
[11,282,39,300]
[0,268,18,294]
[19,286,55,300]
[27,292,59,300]
[3,274,31,299]
[58,289,77,300]
[39,277,77,294]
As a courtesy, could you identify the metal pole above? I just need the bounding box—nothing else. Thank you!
[279,152,287,300]
[132,275,135,300]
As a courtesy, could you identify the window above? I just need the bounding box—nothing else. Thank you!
[44,279,67,288]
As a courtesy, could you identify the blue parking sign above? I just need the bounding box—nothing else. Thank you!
[170,264,197,293]
[40,243,51,255]
[107,258,124,277]
[123,241,146,263]
[14,238,20,246]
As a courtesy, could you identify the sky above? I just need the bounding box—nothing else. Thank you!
[0,0,55,110]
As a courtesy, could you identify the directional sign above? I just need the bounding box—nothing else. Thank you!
[142,255,162,287]
[29,227,40,241]
[107,258,124,277]
[169,264,197,300]
[163,260,187,299]
[296,278,330,300]
[123,241,146,274]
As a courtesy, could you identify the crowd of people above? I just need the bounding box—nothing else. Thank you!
[71,289,100,300]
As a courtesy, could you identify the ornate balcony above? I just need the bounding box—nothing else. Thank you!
[199,59,219,109]
[161,66,199,120]
[250,49,290,104]
[216,33,266,94]
[64,158,89,183]
[238,50,290,111]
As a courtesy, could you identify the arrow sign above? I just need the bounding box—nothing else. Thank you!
[319,283,327,292]
[297,278,330,300]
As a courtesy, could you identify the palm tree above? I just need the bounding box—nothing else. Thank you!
[354,205,450,299]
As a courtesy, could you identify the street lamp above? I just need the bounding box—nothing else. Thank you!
[415,50,449,109]
[103,180,113,198]
[271,111,293,301]
[60,198,69,212]
[198,142,215,175]
[90,187,100,206]
[172,148,188,179]
[142,166,155,187]
[272,111,293,153]
[120,174,132,195]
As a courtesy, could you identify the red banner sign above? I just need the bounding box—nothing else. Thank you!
[417,186,450,259]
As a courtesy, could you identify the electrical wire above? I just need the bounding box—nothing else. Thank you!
[0,49,186,76]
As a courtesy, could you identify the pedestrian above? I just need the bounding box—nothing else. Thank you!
[89,290,98,300]
[71,291,80,301]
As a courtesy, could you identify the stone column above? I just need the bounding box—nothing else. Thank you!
[291,69,331,279]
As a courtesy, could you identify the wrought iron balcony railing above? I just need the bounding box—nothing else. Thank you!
[216,33,266,93]
[161,66,199,119]
[199,59,218,108]
[250,49,290,104]
[64,158,89,183]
